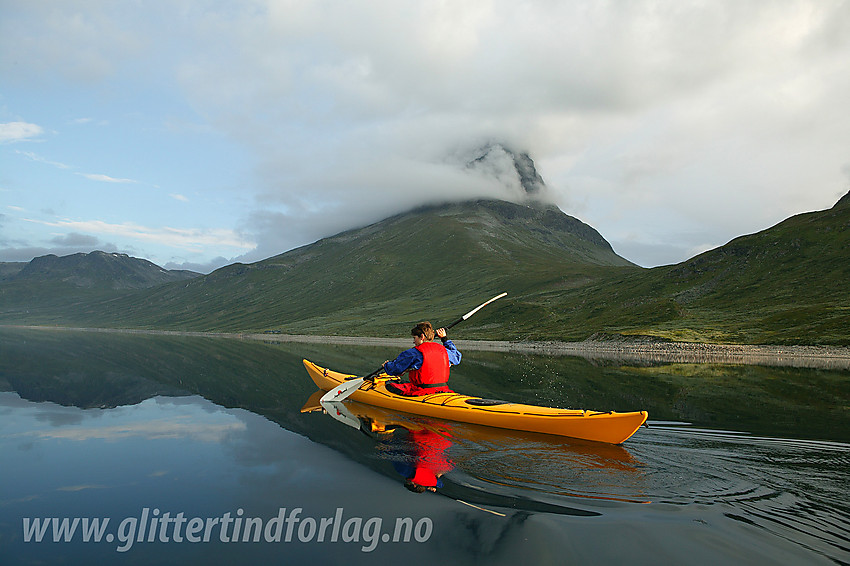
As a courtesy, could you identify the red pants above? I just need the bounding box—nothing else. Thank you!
[386,381,453,396]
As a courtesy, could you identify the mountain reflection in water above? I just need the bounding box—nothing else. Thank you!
[2,328,849,564]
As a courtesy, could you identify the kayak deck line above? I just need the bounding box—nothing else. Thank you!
[364,386,611,418]
[352,384,617,418]
[362,386,590,417]
[303,359,648,444]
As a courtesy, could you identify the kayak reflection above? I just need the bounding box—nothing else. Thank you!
[302,392,648,509]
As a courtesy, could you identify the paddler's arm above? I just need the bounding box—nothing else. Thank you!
[436,327,462,365]
[383,348,422,376]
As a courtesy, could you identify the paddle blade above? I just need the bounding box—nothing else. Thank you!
[461,292,507,321]
[319,377,365,403]
[444,292,508,330]
[319,400,361,429]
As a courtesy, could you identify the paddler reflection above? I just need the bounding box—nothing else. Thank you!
[304,392,454,493]
[388,424,453,493]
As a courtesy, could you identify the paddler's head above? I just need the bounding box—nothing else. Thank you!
[411,322,435,345]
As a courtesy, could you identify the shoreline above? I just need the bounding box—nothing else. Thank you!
[6,325,850,370]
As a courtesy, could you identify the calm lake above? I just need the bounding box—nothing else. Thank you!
[1,328,848,565]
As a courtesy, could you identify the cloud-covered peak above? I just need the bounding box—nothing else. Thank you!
[3,1,849,269]
[464,143,549,200]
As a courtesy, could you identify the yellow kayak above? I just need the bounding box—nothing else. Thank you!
[303,359,648,444]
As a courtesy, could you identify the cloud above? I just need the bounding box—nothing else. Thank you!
[16,150,71,169]
[0,2,147,83]
[169,193,189,202]
[17,149,139,187]
[169,1,850,262]
[77,172,137,183]
[0,231,120,263]
[49,232,101,247]
[3,1,850,267]
[25,417,246,443]
[24,217,255,253]
[0,121,43,143]
[0,243,124,264]
[163,256,230,274]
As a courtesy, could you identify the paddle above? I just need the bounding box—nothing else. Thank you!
[319,292,507,403]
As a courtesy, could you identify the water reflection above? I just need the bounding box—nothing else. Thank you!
[3,327,850,564]
[0,392,494,564]
[303,392,646,511]
[302,389,850,564]
[3,327,848,442]
[627,425,850,563]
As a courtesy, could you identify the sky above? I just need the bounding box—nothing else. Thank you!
[2,0,849,272]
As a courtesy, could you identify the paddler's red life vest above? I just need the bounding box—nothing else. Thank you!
[409,342,450,386]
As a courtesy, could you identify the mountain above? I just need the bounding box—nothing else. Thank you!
[0,252,200,323]
[0,262,26,279]
[467,143,547,196]
[1,192,847,345]
[835,190,850,209]
[0,200,634,334]
[7,251,199,289]
[522,190,850,344]
[655,190,850,342]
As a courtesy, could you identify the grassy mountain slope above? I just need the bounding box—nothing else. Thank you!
[3,251,198,289]
[0,252,200,321]
[509,193,850,344]
[0,262,26,279]
[0,200,636,335]
[1,195,847,345]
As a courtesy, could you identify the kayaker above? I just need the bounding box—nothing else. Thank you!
[382,322,461,396]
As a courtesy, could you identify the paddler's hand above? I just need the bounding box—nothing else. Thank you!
[436,328,447,340]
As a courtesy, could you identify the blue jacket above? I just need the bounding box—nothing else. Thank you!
[384,339,461,376]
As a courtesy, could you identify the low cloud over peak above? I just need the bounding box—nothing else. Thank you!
[2,1,849,269]
[463,142,550,200]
